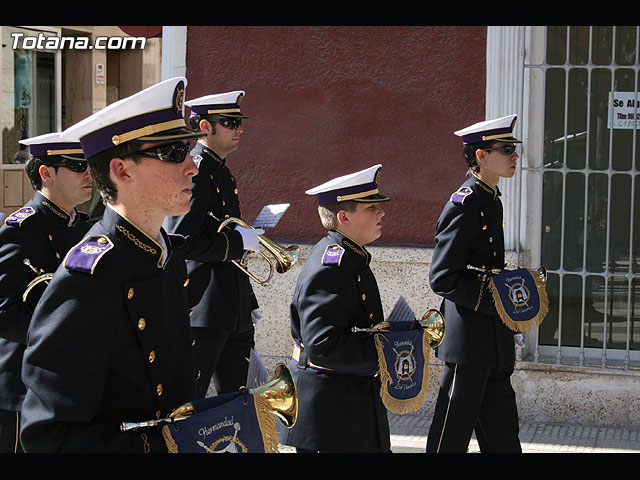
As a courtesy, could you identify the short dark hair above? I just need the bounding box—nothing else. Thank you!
[317,200,358,230]
[25,156,59,190]
[188,114,217,134]
[463,140,498,173]
[87,142,142,203]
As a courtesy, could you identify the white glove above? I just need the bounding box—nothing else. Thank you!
[251,309,262,328]
[514,333,525,348]
[235,226,264,252]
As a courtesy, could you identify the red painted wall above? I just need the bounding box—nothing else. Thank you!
[185,26,486,247]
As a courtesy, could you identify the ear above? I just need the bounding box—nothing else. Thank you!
[38,164,55,186]
[199,118,213,135]
[109,157,134,185]
[336,209,350,226]
[475,148,488,168]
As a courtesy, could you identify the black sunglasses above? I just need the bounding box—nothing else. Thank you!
[49,160,89,173]
[128,141,190,164]
[210,117,243,130]
[484,145,517,155]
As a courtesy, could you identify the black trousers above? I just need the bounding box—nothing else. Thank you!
[426,362,521,453]
[192,326,255,398]
[0,409,22,453]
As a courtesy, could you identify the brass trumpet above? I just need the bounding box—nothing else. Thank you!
[351,309,446,348]
[216,216,300,286]
[22,259,53,310]
[120,362,298,431]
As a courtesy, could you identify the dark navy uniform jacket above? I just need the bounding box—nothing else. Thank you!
[429,174,515,368]
[0,191,90,413]
[281,230,390,453]
[20,206,196,452]
[164,142,257,332]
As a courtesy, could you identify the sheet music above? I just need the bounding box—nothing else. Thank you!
[252,203,290,229]
[386,296,416,323]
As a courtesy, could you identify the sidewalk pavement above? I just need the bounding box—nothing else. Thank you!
[278,412,640,453]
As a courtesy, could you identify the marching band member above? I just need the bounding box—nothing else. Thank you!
[164,91,262,398]
[426,114,522,453]
[20,78,202,452]
[281,165,392,453]
[0,133,92,452]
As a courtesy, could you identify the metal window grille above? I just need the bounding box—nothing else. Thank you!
[521,26,640,371]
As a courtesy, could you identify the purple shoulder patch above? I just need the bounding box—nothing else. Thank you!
[64,235,114,274]
[5,206,35,226]
[322,244,344,266]
[450,187,473,205]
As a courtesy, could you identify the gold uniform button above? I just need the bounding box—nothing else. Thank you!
[97,237,108,244]
[55,252,60,259]
[222,201,226,206]
[155,410,162,419]
[192,338,196,347]
[482,225,488,231]
[127,288,134,300]
[369,313,374,319]
[137,318,146,330]
[357,275,361,282]
[210,175,214,180]
[156,384,163,396]
[148,350,156,363]
[489,237,493,243]
[361,293,366,301]
[183,278,190,287]
[216,187,220,193]
[195,370,201,381]
[48,234,53,241]
[234,189,238,195]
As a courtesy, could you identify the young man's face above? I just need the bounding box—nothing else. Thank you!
[476,142,519,185]
[128,140,199,217]
[201,116,244,158]
[45,160,93,210]
[339,202,386,246]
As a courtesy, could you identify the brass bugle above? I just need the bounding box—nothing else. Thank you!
[216,216,300,286]
[351,309,445,348]
[120,362,298,431]
[22,259,53,308]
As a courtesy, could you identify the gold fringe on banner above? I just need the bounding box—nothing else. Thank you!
[252,394,280,453]
[374,332,431,415]
[163,424,178,453]
[488,268,549,333]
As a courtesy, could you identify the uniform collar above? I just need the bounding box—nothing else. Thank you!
[102,205,171,269]
[470,173,501,201]
[194,141,225,167]
[34,191,77,226]
[328,229,372,266]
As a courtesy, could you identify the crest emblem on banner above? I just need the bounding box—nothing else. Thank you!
[488,267,549,332]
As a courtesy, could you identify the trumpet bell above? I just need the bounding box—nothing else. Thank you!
[419,309,445,348]
[217,217,300,286]
[22,273,53,310]
[250,363,298,428]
